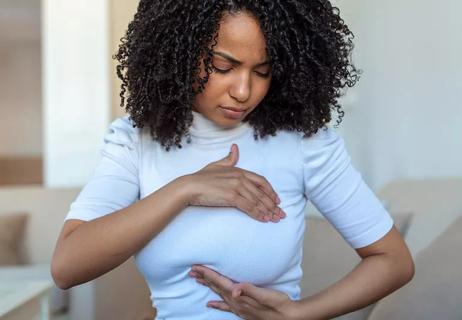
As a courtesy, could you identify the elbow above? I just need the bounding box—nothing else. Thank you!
[395,253,415,287]
[403,255,415,284]
[51,257,73,290]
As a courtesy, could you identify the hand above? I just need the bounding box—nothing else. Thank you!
[184,143,286,223]
[189,265,298,320]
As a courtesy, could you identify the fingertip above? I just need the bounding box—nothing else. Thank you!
[278,208,286,218]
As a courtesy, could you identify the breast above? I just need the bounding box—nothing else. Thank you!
[135,202,306,290]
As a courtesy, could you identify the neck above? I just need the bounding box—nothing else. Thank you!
[188,110,252,146]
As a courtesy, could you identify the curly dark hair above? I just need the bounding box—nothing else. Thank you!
[114,0,360,151]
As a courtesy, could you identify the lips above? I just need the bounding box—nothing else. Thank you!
[219,106,247,119]
[221,106,247,112]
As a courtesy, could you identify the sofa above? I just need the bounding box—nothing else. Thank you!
[0,178,461,320]
[303,178,462,319]
[0,185,155,320]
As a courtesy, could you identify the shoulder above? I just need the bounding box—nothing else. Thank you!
[260,127,344,162]
[297,126,349,172]
[104,116,141,150]
[298,125,341,146]
[298,126,345,157]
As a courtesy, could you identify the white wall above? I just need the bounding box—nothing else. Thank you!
[42,0,111,187]
[334,0,462,190]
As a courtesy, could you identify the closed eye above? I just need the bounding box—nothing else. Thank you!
[212,66,271,78]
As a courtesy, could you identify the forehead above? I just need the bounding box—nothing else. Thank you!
[214,11,268,61]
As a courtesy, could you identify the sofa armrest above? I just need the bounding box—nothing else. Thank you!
[68,257,156,320]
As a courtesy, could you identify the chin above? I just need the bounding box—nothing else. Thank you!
[217,118,240,128]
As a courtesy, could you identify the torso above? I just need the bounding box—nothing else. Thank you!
[135,126,307,319]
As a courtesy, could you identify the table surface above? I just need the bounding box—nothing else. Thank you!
[0,264,54,316]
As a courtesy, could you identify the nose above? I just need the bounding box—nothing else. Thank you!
[229,72,251,103]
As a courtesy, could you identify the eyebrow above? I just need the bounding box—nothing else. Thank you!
[211,50,270,67]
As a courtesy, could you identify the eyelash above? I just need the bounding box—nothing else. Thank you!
[212,66,271,78]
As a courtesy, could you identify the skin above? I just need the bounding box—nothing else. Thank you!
[192,11,272,128]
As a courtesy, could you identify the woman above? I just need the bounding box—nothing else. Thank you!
[51,1,415,319]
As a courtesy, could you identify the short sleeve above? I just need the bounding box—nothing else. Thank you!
[64,116,140,221]
[300,127,394,249]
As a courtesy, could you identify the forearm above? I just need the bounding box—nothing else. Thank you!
[292,253,414,320]
[53,176,190,289]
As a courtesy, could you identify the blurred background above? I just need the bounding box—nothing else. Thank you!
[0,1,460,320]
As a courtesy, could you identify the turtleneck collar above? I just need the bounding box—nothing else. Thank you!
[188,110,252,145]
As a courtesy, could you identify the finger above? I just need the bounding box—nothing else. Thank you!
[207,300,232,312]
[235,282,272,306]
[241,179,281,220]
[194,276,224,297]
[236,183,272,222]
[206,280,224,296]
[214,144,239,166]
[231,144,239,164]
[233,193,269,222]
[231,287,261,308]
[192,265,234,291]
[242,171,280,205]
[196,278,210,288]
[237,295,262,309]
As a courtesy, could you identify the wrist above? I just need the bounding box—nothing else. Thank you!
[285,299,316,320]
[171,174,196,207]
[281,299,305,320]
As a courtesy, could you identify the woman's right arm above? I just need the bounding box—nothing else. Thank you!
[51,175,190,290]
[51,118,283,289]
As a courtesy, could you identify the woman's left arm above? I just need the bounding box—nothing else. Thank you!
[291,225,414,320]
[190,225,414,320]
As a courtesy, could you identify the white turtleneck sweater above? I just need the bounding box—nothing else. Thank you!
[65,110,393,320]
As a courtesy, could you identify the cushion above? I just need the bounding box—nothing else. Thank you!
[367,215,462,320]
[301,212,413,320]
[0,212,28,265]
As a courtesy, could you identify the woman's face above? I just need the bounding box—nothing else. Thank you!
[192,11,272,128]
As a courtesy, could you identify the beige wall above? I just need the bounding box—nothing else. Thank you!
[0,41,42,157]
[109,0,139,120]
[0,2,42,157]
[0,0,139,159]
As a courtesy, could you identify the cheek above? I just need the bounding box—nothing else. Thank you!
[201,75,228,96]
[253,79,272,102]
[194,78,223,107]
